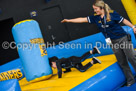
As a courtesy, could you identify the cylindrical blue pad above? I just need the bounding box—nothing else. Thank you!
[12,20,52,81]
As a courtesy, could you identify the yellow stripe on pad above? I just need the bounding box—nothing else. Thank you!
[19,54,117,91]
[13,19,34,27]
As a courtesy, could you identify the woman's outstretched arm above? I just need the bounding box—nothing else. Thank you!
[122,19,136,34]
[61,17,88,23]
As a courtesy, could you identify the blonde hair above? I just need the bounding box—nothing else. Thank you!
[93,0,111,21]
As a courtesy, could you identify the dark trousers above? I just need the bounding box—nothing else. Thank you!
[70,51,92,72]
[111,35,136,84]
[74,62,92,72]
[69,51,92,63]
[62,51,92,72]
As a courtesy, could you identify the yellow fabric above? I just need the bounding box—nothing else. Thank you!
[19,54,117,91]
[28,74,52,83]
[121,0,136,25]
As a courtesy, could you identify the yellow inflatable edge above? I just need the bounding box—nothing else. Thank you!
[28,74,52,83]
[13,19,34,27]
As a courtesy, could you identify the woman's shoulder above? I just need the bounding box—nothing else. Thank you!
[109,10,115,14]
[109,10,120,15]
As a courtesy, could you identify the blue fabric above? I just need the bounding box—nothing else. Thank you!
[117,83,136,91]
[0,58,22,72]
[87,10,127,39]
[70,62,136,91]
[0,79,21,91]
[0,58,25,81]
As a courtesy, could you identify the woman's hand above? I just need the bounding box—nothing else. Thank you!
[61,17,88,23]
[61,19,69,23]
[133,27,136,34]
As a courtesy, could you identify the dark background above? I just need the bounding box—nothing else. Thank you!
[0,0,130,65]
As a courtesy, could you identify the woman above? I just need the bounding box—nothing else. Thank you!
[49,47,101,78]
[61,0,136,87]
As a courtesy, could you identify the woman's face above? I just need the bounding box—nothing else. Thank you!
[92,5,103,15]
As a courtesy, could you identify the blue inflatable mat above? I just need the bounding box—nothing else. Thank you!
[0,58,25,81]
[70,62,136,91]
[0,79,21,91]
[117,82,136,91]
[0,58,22,72]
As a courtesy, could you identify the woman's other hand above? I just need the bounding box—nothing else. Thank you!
[61,19,69,23]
